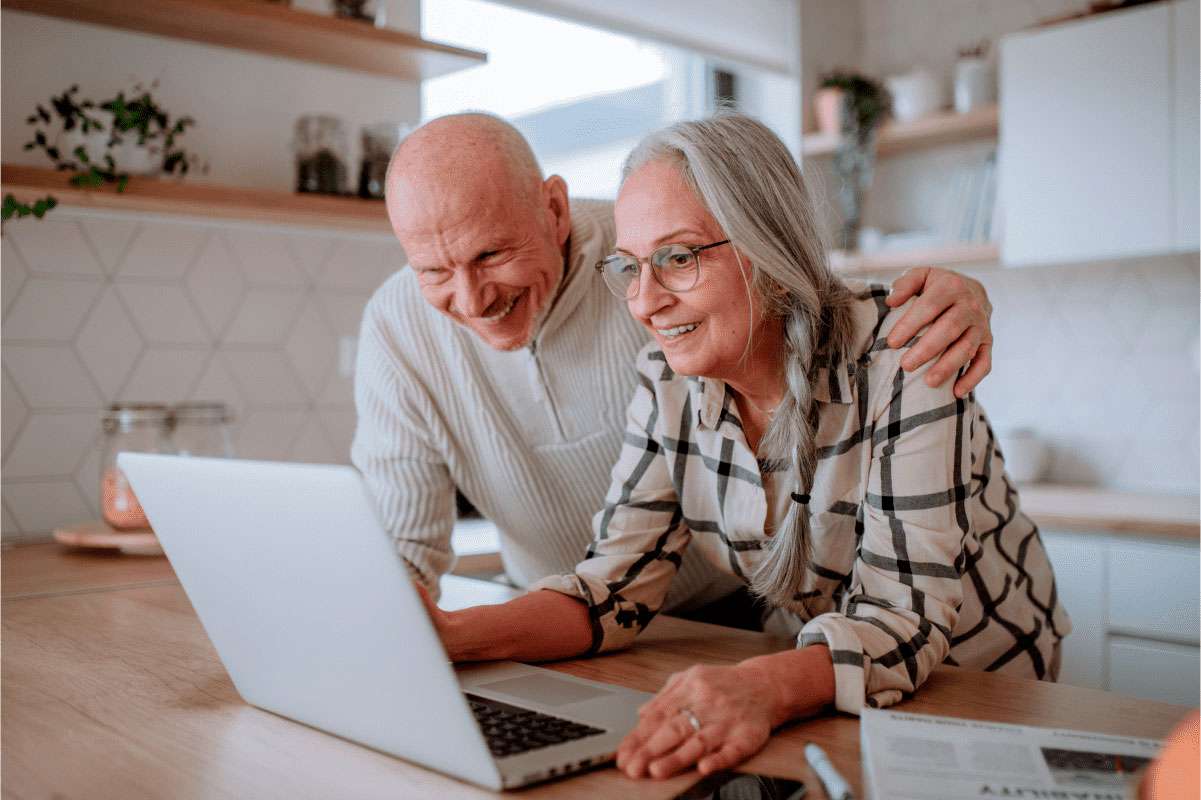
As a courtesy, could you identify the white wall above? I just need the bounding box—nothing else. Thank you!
[2,207,401,542]
[1,10,422,191]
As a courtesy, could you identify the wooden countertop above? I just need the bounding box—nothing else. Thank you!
[1021,483,1200,540]
[1,543,1191,799]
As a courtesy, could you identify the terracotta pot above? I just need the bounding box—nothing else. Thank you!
[814,87,844,135]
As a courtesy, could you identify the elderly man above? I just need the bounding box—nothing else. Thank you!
[352,113,994,618]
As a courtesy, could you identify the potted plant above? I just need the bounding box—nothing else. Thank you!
[816,71,891,251]
[4,82,203,222]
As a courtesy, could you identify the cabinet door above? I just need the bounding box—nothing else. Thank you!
[1174,0,1200,251]
[1108,539,1200,645]
[1000,4,1173,266]
[1108,635,1200,706]
[1041,531,1106,690]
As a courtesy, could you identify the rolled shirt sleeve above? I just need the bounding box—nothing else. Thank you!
[351,296,456,600]
[531,362,690,655]
[800,355,971,714]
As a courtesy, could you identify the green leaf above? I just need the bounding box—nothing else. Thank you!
[32,199,48,217]
[116,175,129,193]
[23,143,34,151]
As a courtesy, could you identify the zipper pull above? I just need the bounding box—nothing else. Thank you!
[527,342,546,403]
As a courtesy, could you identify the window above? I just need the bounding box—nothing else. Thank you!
[421,0,707,198]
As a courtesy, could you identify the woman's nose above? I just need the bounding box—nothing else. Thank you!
[627,262,671,320]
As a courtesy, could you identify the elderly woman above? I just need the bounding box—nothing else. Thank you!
[419,113,1069,779]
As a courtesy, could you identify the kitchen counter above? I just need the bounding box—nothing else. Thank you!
[1020,483,1200,541]
[2,543,1190,799]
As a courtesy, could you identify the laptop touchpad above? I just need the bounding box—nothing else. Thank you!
[477,674,613,707]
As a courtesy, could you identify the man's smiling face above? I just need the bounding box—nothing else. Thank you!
[386,116,572,352]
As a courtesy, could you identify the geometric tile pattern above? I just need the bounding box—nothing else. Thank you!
[2,207,401,541]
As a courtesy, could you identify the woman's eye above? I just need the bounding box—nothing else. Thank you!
[667,253,693,268]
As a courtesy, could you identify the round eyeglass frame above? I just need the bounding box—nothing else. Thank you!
[594,240,730,299]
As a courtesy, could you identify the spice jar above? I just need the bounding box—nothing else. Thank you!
[100,404,172,530]
[170,402,235,458]
[294,114,349,195]
[358,122,404,199]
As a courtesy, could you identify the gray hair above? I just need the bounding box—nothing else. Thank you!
[621,113,858,609]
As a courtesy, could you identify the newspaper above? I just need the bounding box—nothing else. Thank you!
[861,709,1161,800]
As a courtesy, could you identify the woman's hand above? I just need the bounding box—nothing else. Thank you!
[885,266,994,398]
[615,662,781,779]
[615,647,836,780]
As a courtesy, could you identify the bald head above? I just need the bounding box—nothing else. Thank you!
[383,113,573,352]
[387,113,544,212]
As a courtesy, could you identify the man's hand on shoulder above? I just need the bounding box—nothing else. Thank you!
[884,266,993,399]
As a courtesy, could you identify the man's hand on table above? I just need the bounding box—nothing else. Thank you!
[885,266,994,399]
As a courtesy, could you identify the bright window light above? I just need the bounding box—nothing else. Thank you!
[422,0,669,120]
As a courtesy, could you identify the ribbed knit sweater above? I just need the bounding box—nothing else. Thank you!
[351,199,742,608]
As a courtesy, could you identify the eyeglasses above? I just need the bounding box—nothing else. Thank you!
[594,240,730,299]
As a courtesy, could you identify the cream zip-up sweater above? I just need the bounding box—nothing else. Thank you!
[351,199,742,608]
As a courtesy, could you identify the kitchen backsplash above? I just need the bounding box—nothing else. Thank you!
[974,254,1200,496]
[2,208,402,543]
[1,211,1197,542]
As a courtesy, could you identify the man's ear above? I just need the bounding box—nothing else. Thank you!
[542,174,571,246]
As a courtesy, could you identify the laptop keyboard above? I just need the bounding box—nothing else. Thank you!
[465,693,606,759]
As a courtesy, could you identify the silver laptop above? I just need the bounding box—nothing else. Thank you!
[118,453,651,790]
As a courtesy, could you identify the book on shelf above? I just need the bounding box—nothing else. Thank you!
[942,149,997,246]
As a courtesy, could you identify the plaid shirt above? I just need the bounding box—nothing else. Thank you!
[532,282,1070,715]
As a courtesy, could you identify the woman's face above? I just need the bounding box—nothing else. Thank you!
[614,159,775,383]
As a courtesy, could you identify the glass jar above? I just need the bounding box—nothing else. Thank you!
[171,402,235,458]
[294,114,349,195]
[100,404,172,530]
[358,122,404,199]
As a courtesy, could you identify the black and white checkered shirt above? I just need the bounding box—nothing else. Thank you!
[532,282,1071,714]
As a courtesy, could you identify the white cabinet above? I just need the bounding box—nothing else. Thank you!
[1041,529,1199,707]
[999,2,1198,266]
[1041,534,1106,690]
[1109,636,1201,707]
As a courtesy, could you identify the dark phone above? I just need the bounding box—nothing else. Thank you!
[672,770,806,800]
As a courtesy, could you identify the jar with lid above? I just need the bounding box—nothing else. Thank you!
[359,122,406,199]
[294,114,349,195]
[170,402,235,458]
[100,403,173,530]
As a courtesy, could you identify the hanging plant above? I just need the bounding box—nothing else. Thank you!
[817,71,891,251]
[4,82,203,222]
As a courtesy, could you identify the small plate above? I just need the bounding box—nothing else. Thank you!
[53,520,163,556]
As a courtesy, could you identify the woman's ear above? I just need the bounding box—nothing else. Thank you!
[542,174,571,246]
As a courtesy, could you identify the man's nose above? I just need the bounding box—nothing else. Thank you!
[453,269,490,317]
[627,262,671,320]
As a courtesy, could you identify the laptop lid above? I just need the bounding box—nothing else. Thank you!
[117,453,503,790]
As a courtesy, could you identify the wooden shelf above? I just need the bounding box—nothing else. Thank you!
[803,105,999,158]
[6,0,486,80]
[830,241,999,275]
[2,163,391,233]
